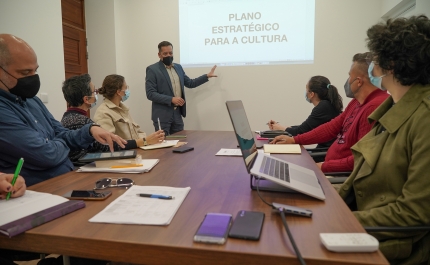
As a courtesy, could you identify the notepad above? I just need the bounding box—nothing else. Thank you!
[89,185,191,225]
[0,191,85,237]
[263,144,301,154]
[140,140,179,150]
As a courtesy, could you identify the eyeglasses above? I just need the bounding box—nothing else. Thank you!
[94,178,134,190]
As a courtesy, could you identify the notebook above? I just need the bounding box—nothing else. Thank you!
[140,140,179,150]
[226,100,325,200]
[263,144,301,154]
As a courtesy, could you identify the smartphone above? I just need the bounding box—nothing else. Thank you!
[228,211,265,240]
[63,190,112,201]
[173,146,194,153]
[193,213,232,244]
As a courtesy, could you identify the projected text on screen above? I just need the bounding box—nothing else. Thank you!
[179,0,315,67]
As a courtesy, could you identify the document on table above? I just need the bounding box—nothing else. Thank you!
[140,140,179,150]
[89,185,191,225]
[215,148,242,156]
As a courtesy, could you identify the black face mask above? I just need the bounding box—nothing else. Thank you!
[0,66,40,99]
[162,56,173,66]
[343,77,357,99]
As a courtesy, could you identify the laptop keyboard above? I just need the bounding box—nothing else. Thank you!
[260,156,290,182]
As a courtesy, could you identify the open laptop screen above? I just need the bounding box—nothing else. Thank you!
[226,100,258,173]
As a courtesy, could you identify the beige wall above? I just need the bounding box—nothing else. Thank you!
[0,0,65,120]
[86,0,383,134]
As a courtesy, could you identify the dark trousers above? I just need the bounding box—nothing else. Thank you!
[154,108,184,135]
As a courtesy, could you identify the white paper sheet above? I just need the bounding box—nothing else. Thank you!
[89,185,191,225]
[0,191,68,226]
[215,148,242,156]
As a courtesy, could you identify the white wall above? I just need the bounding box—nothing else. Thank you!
[86,0,382,134]
[0,0,65,120]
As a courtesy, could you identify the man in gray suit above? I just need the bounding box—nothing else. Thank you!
[145,41,217,135]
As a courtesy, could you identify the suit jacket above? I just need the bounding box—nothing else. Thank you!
[145,61,209,122]
[339,84,430,264]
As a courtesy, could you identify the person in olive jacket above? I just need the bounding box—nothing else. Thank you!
[339,15,430,264]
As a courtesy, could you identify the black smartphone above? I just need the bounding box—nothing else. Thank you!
[173,146,194,153]
[228,210,265,240]
[62,190,112,201]
[194,213,232,244]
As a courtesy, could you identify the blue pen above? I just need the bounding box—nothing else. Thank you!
[137,193,173,200]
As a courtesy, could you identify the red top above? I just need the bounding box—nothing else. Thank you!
[294,89,389,173]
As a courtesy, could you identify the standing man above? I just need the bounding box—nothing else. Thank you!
[146,41,217,135]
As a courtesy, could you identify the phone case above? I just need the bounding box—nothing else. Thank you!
[173,146,194,153]
[228,210,264,240]
[62,190,112,201]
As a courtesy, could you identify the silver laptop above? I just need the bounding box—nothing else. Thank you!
[226,100,325,201]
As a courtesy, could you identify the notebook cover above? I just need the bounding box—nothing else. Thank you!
[0,200,86,237]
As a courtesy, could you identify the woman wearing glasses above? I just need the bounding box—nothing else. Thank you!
[267,75,343,148]
[339,15,430,264]
[94,74,164,146]
[61,74,153,165]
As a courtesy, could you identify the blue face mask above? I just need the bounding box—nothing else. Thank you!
[304,90,311,103]
[122,89,130,102]
[368,62,386,90]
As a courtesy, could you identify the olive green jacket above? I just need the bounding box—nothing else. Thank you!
[339,84,430,264]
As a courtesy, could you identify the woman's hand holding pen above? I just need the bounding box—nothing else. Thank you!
[147,130,165,145]
[267,120,287,131]
[270,135,295,145]
[0,174,26,199]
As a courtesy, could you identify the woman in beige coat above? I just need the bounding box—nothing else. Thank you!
[339,15,430,264]
[94,74,164,146]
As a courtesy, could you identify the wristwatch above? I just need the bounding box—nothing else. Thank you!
[89,123,101,137]
[143,137,148,146]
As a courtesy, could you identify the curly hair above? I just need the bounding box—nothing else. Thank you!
[62,74,92,107]
[308,76,343,114]
[98,74,125,99]
[366,15,430,86]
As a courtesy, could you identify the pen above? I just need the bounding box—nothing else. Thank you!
[137,193,173,200]
[266,121,279,125]
[111,164,143,168]
[6,158,24,201]
[157,117,161,131]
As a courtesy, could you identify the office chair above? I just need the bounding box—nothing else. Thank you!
[306,146,328,163]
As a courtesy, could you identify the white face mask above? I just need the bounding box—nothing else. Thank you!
[87,94,98,108]
[368,62,386,90]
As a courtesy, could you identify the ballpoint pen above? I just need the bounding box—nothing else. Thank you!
[6,157,24,201]
[266,121,279,125]
[158,117,161,131]
[137,193,173,200]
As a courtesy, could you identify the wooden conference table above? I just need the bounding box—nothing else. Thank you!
[0,130,388,265]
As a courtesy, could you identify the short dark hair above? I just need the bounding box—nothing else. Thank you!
[352,52,372,76]
[308,76,343,114]
[0,38,11,68]
[98,74,125,99]
[158,41,173,52]
[366,15,430,86]
[62,74,92,107]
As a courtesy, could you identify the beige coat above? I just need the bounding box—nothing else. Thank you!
[94,98,146,141]
[339,84,430,264]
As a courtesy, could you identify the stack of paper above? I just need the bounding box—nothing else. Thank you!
[215,148,242,156]
[77,159,159,173]
[263,144,301,154]
[89,185,191,225]
[140,140,179,150]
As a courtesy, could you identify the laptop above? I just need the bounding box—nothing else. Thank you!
[226,100,325,201]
